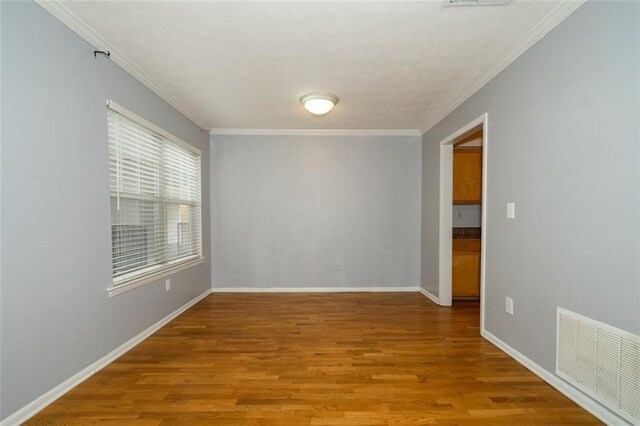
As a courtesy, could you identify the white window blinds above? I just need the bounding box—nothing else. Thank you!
[107,100,202,287]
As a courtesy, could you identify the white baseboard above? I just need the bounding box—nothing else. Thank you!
[211,286,420,293]
[0,289,212,426]
[418,288,441,305]
[480,329,628,426]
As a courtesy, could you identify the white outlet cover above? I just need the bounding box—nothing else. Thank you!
[165,279,171,291]
[507,202,515,219]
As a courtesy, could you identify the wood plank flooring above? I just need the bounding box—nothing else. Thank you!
[27,293,600,425]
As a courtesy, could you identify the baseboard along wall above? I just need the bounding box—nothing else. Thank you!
[0,289,212,426]
[480,329,628,425]
[211,286,421,293]
[2,288,622,426]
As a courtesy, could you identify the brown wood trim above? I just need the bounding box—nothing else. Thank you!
[453,129,483,147]
[453,200,482,205]
[453,146,483,152]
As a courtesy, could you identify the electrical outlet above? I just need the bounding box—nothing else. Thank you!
[505,297,514,315]
[335,262,342,271]
[165,279,171,291]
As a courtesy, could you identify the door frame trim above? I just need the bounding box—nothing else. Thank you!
[438,113,488,330]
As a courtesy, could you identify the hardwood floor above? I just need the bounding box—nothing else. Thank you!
[27,293,600,425]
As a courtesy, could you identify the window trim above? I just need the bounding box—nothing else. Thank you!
[106,99,203,297]
[107,100,202,156]
[107,256,205,297]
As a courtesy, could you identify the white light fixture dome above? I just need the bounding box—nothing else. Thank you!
[300,92,339,115]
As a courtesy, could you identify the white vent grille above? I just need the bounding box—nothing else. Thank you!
[443,0,511,7]
[557,308,640,425]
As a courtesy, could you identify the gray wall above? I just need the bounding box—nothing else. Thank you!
[452,205,481,228]
[421,0,639,417]
[211,134,421,288]
[0,2,211,420]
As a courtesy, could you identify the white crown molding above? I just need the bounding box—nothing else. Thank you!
[481,329,629,425]
[419,0,586,135]
[209,128,421,137]
[0,289,212,426]
[211,286,420,292]
[36,0,584,136]
[34,0,209,131]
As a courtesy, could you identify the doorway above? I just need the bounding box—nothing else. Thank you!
[438,114,488,331]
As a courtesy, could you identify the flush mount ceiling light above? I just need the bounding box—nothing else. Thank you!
[299,92,339,116]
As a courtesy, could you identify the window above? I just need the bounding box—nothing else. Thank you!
[107,100,202,294]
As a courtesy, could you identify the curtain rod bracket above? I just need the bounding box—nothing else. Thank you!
[94,50,111,59]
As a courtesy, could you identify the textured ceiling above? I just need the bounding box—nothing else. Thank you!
[61,1,566,131]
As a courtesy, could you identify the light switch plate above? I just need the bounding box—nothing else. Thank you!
[506,297,514,315]
[507,202,515,219]
[165,279,171,291]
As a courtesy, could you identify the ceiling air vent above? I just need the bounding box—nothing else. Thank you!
[443,0,512,7]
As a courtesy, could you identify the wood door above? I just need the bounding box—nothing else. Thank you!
[453,148,482,204]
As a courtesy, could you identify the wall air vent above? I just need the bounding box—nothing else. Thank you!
[557,308,640,425]
[443,0,511,7]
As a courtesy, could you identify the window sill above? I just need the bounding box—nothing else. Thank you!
[107,257,205,297]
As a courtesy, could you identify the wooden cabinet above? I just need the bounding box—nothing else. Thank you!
[452,239,480,298]
[453,147,482,204]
